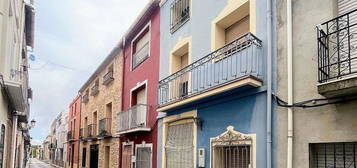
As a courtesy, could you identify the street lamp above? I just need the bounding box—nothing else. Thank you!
[30,119,36,129]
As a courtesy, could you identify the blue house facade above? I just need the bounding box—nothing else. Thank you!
[156,0,277,168]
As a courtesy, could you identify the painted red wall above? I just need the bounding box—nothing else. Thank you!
[121,7,160,168]
[67,95,81,164]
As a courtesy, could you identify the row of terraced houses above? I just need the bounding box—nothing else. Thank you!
[48,0,357,168]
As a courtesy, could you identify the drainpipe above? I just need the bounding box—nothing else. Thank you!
[11,114,18,168]
[287,0,294,168]
[266,0,273,168]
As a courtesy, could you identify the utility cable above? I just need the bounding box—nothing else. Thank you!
[273,94,357,108]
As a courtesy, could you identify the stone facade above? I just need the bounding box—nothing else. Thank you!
[78,46,123,168]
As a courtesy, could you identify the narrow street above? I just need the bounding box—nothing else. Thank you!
[27,158,57,168]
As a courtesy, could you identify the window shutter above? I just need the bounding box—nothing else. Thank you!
[338,0,357,15]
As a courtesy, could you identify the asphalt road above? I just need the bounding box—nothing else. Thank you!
[27,158,57,168]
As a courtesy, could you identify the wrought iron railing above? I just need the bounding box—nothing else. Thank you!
[67,131,73,140]
[158,32,262,107]
[317,9,357,83]
[81,94,89,103]
[87,124,97,137]
[103,71,114,85]
[170,0,190,33]
[132,42,150,69]
[79,128,83,138]
[90,85,99,96]
[99,118,112,136]
[117,104,148,133]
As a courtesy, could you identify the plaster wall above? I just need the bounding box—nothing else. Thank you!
[276,1,357,168]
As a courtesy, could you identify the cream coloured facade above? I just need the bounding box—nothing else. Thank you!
[276,0,357,168]
[0,0,34,168]
[78,45,123,168]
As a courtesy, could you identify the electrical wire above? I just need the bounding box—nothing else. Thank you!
[273,94,357,108]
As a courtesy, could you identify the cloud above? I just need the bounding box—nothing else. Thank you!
[29,0,149,142]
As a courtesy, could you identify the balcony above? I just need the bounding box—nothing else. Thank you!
[132,42,149,69]
[98,118,112,137]
[81,93,89,103]
[117,104,150,134]
[87,124,97,137]
[79,128,84,139]
[90,85,99,96]
[67,131,73,141]
[158,33,263,110]
[103,71,114,85]
[2,68,29,115]
[317,9,357,97]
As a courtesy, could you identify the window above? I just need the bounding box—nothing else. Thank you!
[131,85,147,126]
[170,38,190,99]
[309,142,357,168]
[136,143,152,168]
[211,126,255,168]
[132,28,150,69]
[170,0,190,33]
[0,125,5,168]
[165,122,194,168]
[225,15,250,44]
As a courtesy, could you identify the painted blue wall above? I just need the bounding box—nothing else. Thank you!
[158,0,277,168]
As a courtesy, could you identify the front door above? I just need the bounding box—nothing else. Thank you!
[90,145,99,168]
[122,143,133,168]
[71,144,74,168]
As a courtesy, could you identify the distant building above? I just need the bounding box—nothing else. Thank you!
[67,96,81,168]
[54,111,68,167]
[0,0,35,168]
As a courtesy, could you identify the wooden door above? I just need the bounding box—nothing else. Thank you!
[122,144,133,168]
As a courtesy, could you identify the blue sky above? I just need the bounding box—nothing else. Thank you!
[29,0,149,145]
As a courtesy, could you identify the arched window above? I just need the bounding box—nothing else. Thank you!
[0,124,5,168]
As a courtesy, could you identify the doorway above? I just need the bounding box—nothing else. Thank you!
[121,143,133,168]
[90,145,99,168]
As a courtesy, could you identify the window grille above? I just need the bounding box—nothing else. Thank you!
[310,142,357,168]
[165,122,194,168]
[213,146,251,168]
[136,147,151,168]
[170,0,190,33]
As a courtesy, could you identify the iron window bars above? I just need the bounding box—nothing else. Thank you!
[170,0,190,33]
[317,9,357,83]
[309,142,357,168]
[158,32,262,107]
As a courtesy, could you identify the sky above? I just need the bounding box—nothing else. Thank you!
[29,0,149,145]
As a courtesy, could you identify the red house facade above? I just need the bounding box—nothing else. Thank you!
[67,96,81,168]
[117,1,160,168]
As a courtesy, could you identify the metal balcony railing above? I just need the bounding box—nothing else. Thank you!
[81,94,89,103]
[99,118,112,136]
[317,9,357,83]
[87,124,97,137]
[158,32,263,107]
[67,131,73,140]
[90,85,99,96]
[117,104,149,133]
[103,71,114,85]
[79,128,84,139]
[132,42,149,69]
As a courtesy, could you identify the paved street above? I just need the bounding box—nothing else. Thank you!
[27,158,57,168]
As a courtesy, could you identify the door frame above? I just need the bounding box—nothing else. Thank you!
[129,80,148,107]
[122,141,134,168]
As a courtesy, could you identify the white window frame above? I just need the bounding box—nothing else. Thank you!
[129,80,148,107]
[130,22,151,71]
[135,142,153,168]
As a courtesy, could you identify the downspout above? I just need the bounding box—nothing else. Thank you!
[287,0,294,168]
[266,0,273,168]
[11,114,18,168]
